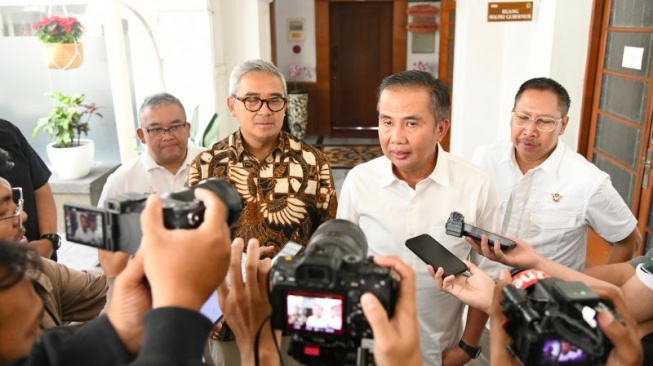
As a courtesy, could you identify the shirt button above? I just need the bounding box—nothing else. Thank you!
[266,156,273,163]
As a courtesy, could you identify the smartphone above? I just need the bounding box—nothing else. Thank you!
[406,234,468,277]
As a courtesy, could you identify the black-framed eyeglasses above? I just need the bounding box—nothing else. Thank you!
[232,95,288,112]
[0,187,23,231]
[142,123,188,137]
[511,111,563,133]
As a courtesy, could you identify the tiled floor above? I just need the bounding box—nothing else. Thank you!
[59,136,380,271]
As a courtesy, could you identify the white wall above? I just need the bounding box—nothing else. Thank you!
[450,0,593,159]
[274,0,317,83]
[109,0,274,154]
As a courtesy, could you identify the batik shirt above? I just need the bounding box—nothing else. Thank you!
[186,130,337,255]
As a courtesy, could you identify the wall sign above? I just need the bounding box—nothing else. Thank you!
[287,18,305,41]
[488,2,533,22]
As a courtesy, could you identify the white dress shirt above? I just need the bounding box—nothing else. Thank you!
[98,145,205,206]
[472,140,637,270]
[337,146,501,366]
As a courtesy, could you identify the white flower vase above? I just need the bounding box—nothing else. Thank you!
[287,93,309,140]
[46,139,94,179]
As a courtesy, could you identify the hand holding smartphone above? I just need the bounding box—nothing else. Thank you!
[406,234,468,277]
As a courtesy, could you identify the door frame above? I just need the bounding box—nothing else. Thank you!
[580,0,653,259]
[315,0,408,137]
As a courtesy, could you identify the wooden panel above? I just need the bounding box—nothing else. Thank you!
[315,0,407,138]
[585,228,612,267]
[330,2,393,131]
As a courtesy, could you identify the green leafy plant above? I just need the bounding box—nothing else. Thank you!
[190,105,220,147]
[33,92,102,148]
[32,16,83,43]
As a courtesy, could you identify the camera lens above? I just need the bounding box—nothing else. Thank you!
[308,219,368,260]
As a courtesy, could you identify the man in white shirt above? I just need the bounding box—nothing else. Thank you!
[73,213,94,243]
[337,70,501,366]
[305,304,327,331]
[97,93,204,277]
[472,77,640,271]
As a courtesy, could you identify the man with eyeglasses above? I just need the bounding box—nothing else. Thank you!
[97,93,204,290]
[472,77,640,271]
[0,119,60,260]
[0,175,108,329]
[187,59,337,366]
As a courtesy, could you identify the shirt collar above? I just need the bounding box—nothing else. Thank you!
[380,143,450,187]
[508,139,565,177]
[230,129,286,162]
[142,147,193,172]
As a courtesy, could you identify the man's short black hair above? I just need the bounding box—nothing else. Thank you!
[377,70,451,123]
[0,241,41,290]
[514,77,571,117]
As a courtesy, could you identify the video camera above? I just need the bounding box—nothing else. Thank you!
[63,178,243,255]
[502,268,616,365]
[269,219,399,366]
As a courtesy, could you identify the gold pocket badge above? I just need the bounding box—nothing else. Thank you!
[551,193,563,202]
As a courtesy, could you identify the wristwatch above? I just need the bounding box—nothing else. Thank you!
[458,339,482,359]
[40,233,62,251]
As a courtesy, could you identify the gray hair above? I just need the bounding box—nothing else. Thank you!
[139,93,186,123]
[228,59,287,97]
[378,70,450,123]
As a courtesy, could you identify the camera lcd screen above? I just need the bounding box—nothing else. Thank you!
[286,291,344,335]
[64,204,106,248]
[539,339,588,365]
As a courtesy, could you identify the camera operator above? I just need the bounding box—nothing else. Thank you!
[3,185,233,365]
[428,235,645,365]
[220,238,424,366]
[487,265,642,366]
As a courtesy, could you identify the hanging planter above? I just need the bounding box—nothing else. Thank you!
[44,42,84,70]
[33,16,85,70]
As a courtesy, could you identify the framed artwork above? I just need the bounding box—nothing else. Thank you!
[287,18,305,41]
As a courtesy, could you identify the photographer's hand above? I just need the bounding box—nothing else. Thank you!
[140,188,232,310]
[591,285,643,365]
[489,269,521,366]
[428,260,494,314]
[361,255,422,366]
[106,252,151,355]
[217,238,279,366]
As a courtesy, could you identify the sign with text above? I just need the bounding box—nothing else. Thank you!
[488,2,533,22]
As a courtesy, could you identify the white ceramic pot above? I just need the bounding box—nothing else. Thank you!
[46,139,95,179]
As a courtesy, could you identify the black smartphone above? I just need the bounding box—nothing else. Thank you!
[406,234,468,277]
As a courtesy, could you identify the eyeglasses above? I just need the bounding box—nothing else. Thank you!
[233,96,288,112]
[142,123,187,137]
[0,187,23,231]
[511,111,563,133]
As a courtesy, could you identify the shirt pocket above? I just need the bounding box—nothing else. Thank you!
[527,212,577,256]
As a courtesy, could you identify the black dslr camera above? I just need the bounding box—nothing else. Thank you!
[269,219,399,366]
[502,268,616,366]
[63,178,242,254]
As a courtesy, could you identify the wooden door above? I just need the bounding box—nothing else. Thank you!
[582,0,653,265]
[315,0,407,138]
[329,2,393,135]
[438,0,456,152]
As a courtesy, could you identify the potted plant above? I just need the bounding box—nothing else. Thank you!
[33,92,102,179]
[287,64,312,139]
[33,16,84,70]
